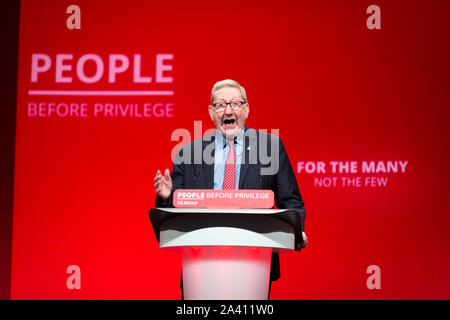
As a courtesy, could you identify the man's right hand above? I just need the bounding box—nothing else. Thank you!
[154,169,172,201]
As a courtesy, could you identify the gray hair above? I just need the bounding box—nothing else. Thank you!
[210,79,248,105]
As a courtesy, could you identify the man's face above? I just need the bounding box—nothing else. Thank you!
[208,87,249,138]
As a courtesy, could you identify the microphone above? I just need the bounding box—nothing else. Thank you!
[193,169,200,183]
[259,172,262,189]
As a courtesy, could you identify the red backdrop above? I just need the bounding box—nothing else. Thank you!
[11,0,450,299]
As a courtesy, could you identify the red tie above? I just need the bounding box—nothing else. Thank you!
[223,140,235,190]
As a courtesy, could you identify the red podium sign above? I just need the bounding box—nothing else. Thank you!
[173,189,274,209]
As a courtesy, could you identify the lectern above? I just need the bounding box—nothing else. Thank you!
[149,207,303,300]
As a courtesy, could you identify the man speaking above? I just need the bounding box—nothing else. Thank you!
[154,79,307,297]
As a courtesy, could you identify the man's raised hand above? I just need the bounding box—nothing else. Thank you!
[154,169,172,201]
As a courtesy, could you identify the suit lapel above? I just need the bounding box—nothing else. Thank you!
[239,127,256,189]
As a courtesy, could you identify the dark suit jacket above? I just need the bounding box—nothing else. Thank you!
[155,127,306,281]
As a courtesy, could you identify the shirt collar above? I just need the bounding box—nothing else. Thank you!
[215,128,245,149]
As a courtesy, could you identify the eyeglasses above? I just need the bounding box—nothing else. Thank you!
[212,100,246,112]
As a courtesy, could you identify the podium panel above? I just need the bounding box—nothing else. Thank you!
[160,213,295,251]
[182,246,272,300]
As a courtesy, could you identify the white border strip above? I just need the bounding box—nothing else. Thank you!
[28,90,174,96]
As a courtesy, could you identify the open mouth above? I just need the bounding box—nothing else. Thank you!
[223,119,236,129]
[224,119,235,125]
